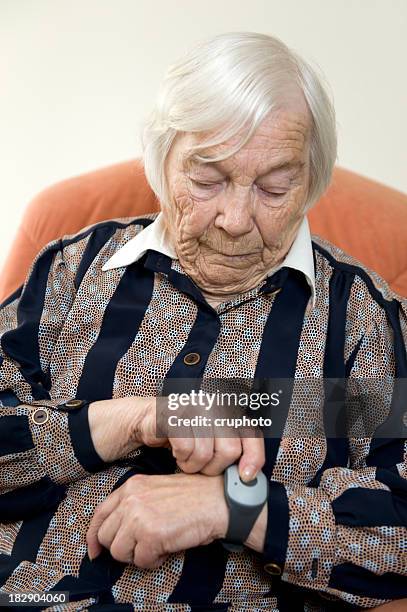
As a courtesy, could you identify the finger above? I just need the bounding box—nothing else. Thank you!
[133,541,169,569]
[200,437,242,476]
[238,433,265,482]
[86,491,121,559]
[169,436,195,463]
[109,524,137,564]
[177,436,214,473]
[96,509,123,552]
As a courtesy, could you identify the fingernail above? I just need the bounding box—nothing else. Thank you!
[88,549,94,561]
[241,464,256,482]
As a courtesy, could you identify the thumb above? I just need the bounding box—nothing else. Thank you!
[238,436,265,482]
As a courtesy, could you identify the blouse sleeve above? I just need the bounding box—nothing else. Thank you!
[262,296,407,609]
[0,238,112,522]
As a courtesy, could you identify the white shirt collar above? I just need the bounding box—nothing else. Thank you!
[102,212,316,306]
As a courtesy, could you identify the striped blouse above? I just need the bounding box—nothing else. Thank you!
[0,211,406,611]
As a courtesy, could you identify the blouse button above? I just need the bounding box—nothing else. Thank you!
[264,287,282,296]
[64,399,85,408]
[183,352,201,366]
[31,408,49,425]
[263,562,282,576]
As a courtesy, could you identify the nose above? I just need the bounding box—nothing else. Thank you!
[214,185,254,237]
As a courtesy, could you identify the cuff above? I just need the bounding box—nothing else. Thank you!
[263,480,337,593]
[28,400,113,484]
[263,481,290,577]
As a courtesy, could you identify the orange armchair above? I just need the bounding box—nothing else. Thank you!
[0,160,406,304]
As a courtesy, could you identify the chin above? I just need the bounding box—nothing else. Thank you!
[199,270,253,289]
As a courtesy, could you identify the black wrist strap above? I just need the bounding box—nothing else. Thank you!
[222,500,265,552]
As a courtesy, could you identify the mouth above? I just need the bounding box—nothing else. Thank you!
[220,253,259,257]
[214,250,262,258]
[203,245,261,257]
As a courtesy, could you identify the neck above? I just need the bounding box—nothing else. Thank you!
[201,291,239,309]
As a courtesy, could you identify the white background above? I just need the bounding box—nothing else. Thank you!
[1,0,406,269]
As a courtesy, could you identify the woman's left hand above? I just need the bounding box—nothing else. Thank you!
[85,472,229,568]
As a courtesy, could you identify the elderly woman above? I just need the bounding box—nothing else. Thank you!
[0,31,406,611]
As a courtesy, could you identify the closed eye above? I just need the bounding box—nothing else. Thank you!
[258,186,288,197]
[191,180,220,188]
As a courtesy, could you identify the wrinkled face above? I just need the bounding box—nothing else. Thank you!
[163,98,312,302]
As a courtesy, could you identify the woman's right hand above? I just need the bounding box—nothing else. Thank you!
[89,395,265,482]
[130,395,265,482]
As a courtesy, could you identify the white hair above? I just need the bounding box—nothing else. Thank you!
[141,31,337,212]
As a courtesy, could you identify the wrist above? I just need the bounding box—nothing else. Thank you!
[243,503,268,553]
[127,396,158,446]
[209,474,229,540]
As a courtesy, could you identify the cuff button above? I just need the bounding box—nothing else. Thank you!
[31,408,49,425]
[263,562,282,576]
